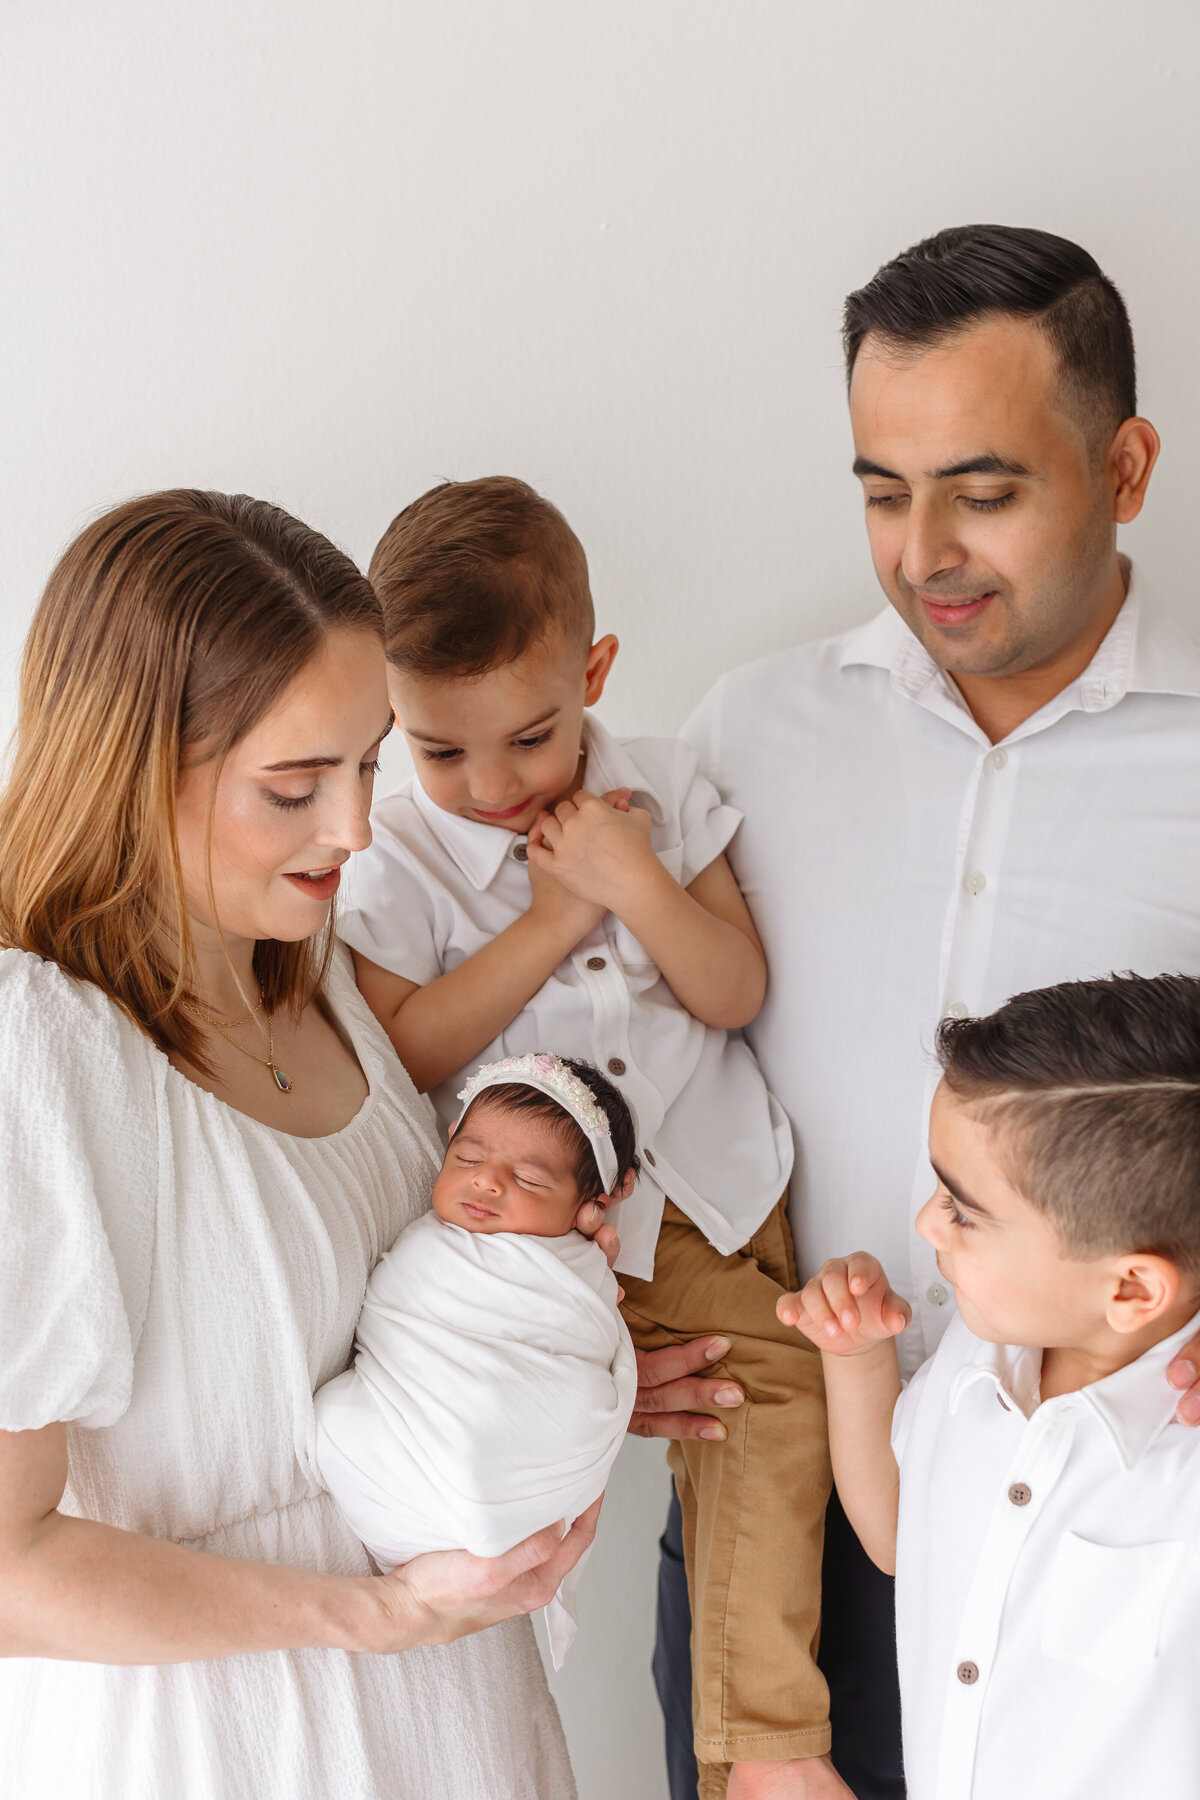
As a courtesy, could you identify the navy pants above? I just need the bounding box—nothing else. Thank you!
[653,1485,906,1799]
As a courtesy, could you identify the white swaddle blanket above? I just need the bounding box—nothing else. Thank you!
[314,1208,637,1664]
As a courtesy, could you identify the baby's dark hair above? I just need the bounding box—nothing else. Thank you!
[937,973,1200,1281]
[459,1058,639,1205]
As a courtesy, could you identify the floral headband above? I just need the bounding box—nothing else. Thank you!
[456,1053,619,1197]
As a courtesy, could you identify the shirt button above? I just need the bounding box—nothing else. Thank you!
[957,1661,980,1686]
[986,748,1008,772]
[643,1148,656,1166]
[586,956,607,971]
[926,1283,948,1306]
[944,1002,969,1021]
[1008,1482,1032,1507]
[964,871,987,897]
[512,843,529,862]
[607,1057,626,1076]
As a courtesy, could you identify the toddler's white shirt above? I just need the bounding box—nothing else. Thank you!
[339,716,793,1277]
[892,1309,1200,1800]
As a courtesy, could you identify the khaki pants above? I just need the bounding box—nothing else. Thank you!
[620,1197,832,1796]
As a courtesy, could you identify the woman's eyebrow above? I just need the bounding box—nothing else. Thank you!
[261,713,394,772]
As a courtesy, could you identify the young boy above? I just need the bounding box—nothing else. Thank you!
[340,477,839,1799]
[781,972,1200,1800]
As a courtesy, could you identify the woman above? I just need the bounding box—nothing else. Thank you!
[0,490,611,1799]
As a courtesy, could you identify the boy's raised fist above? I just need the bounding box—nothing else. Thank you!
[777,1253,912,1356]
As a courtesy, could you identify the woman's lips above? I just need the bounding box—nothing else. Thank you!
[282,867,341,902]
[919,592,996,628]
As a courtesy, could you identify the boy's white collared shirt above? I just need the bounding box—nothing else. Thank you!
[684,573,1200,1369]
[339,717,794,1277]
[892,1310,1200,1800]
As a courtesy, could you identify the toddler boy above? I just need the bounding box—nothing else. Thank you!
[782,972,1200,1799]
[341,477,836,1798]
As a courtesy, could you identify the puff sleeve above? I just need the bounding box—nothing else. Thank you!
[670,737,743,888]
[0,951,160,1431]
[338,832,445,988]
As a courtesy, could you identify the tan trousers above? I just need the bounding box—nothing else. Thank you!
[620,1197,832,1796]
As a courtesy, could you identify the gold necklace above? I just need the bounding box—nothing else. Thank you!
[184,993,263,1030]
[183,988,293,1094]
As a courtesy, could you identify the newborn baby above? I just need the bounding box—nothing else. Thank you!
[314,1053,639,1663]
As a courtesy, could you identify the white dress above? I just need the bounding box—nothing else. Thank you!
[0,945,576,1800]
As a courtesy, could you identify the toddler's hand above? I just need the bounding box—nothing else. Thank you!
[527,788,657,910]
[524,850,607,941]
[777,1254,912,1356]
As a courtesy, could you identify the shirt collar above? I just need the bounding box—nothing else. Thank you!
[408,714,662,894]
[949,1307,1200,1470]
[837,565,1200,743]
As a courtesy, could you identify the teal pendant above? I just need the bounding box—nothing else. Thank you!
[272,1065,293,1093]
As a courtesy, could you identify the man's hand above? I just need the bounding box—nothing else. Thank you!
[727,1753,857,1799]
[777,1254,911,1357]
[527,787,658,912]
[628,1338,744,1441]
[1167,1326,1200,1422]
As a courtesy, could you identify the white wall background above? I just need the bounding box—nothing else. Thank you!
[5,4,1200,1795]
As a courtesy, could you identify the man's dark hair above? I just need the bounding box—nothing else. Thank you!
[843,225,1136,444]
[459,1058,639,1205]
[937,974,1200,1281]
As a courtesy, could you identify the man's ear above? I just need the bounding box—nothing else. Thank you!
[1107,1253,1181,1335]
[583,634,619,706]
[1107,416,1160,525]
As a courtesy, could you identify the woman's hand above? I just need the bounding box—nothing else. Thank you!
[628,1338,744,1441]
[359,1498,603,1652]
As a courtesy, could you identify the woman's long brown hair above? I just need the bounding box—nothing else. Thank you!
[0,490,382,1068]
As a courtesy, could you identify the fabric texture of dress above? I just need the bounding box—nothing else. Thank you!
[0,943,575,1800]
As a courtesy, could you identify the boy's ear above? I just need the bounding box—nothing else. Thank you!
[1107,1253,1182,1335]
[583,634,619,706]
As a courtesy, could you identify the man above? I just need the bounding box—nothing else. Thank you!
[659,224,1200,1799]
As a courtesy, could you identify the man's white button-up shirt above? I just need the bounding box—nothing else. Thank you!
[340,716,794,1278]
[891,1311,1200,1799]
[684,575,1200,1369]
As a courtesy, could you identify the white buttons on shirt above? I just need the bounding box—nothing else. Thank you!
[986,748,1008,772]
[512,843,529,862]
[926,1283,949,1307]
[586,956,607,971]
[956,1661,980,1686]
[964,872,987,897]
[944,1002,969,1020]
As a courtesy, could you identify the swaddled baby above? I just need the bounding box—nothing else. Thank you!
[314,1054,639,1662]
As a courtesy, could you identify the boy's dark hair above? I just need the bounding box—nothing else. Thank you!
[459,1058,639,1206]
[369,476,594,679]
[843,225,1136,446]
[937,974,1200,1282]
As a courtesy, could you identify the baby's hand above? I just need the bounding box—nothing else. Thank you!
[527,788,657,910]
[777,1254,912,1356]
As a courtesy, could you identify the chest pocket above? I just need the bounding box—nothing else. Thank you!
[1040,1530,1185,1680]
[610,841,685,973]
